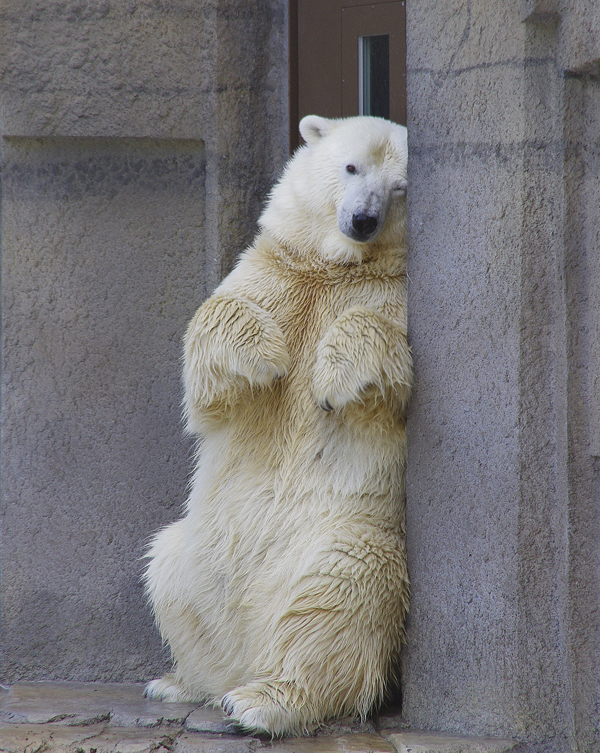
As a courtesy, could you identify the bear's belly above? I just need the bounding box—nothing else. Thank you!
[186,371,405,542]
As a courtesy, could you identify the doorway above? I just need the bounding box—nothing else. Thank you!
[290,0,407,150]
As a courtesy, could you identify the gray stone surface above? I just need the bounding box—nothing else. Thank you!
[0,723,181,753]
[0,682,200,726]
[185,707,239,735]
[0,1,288,145]
[1,137,206,683]
[110,699,202,729]
[262,733,396,753]
[374,709,409,733]
[0,681,530,753]
[561,69,600,753]
[175,736,257,753]
[556,0,600,72]
[0,0,289,684]
[404,0,599,751]
[1,0,599,751]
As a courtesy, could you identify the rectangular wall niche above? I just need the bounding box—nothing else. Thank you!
[1,137,206,682]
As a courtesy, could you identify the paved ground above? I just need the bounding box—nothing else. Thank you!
[0,682,518,753]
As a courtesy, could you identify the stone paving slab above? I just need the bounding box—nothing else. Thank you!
[260,732,396,752]
[0,682,201,727]
[185,706,240,735]
[0,722,179,753]
[175,734,258,752]
[382,730,518,753]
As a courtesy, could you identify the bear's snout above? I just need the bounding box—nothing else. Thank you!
[351,212,378,241]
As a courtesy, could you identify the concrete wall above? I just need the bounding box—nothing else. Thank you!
[403,2,599,752]
[0,0,289,682]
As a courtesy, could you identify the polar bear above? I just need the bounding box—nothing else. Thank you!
[144,115,412,737]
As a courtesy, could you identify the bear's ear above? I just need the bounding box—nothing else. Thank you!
[299,115,334,145]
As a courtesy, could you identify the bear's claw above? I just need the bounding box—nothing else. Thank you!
[221,694,236,716]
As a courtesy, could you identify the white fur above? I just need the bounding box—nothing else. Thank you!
[145,116,412,736]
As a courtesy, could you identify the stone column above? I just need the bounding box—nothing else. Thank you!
[403,1,599,751]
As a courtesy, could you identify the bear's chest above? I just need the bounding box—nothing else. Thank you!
[249,268,401,361]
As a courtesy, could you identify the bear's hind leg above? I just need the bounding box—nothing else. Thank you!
[221,531,409,736]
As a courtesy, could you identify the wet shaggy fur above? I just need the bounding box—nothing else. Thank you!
[144,115,412,736]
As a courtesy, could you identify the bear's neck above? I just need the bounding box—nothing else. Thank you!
[255,232,407,282]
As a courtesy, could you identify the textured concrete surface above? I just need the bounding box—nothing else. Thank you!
[561,69,600,753]
[0,1,288,145]
[405,2,531,739]
[0,724,183,753]
[0,682,515,753]
[404,1,599,751]
[1,0,288,684]
[1,137,206,682]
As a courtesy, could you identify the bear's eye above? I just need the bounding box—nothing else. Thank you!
[346,164,357,174]
[393,180,408,193]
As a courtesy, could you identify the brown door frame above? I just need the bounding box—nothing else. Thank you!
[289,0,300,153]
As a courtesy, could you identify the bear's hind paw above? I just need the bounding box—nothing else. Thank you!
[221,680,310,737]
[144,674,197,703]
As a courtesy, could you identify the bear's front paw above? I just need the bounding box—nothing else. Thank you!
[313,307,410,412]
[184,295,291,413]
[235,340,290,388]
[313,346,378,412]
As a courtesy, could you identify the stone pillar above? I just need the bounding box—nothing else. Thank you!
[0,0,288,683]
[403,1,599,751]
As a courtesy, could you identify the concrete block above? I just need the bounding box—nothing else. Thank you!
[520,0,560,23]
[561,72,600,753]
[403,1,599,747]
[407,0,525,71]
[383,730,517,753]
[556,0,600,73]
[407,66,526,147]
[1,0,289,686]
[1,0,214,138]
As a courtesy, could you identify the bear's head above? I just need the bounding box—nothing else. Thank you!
[260,115,408,265]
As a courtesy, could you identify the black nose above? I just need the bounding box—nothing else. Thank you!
[351,213,378,240]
